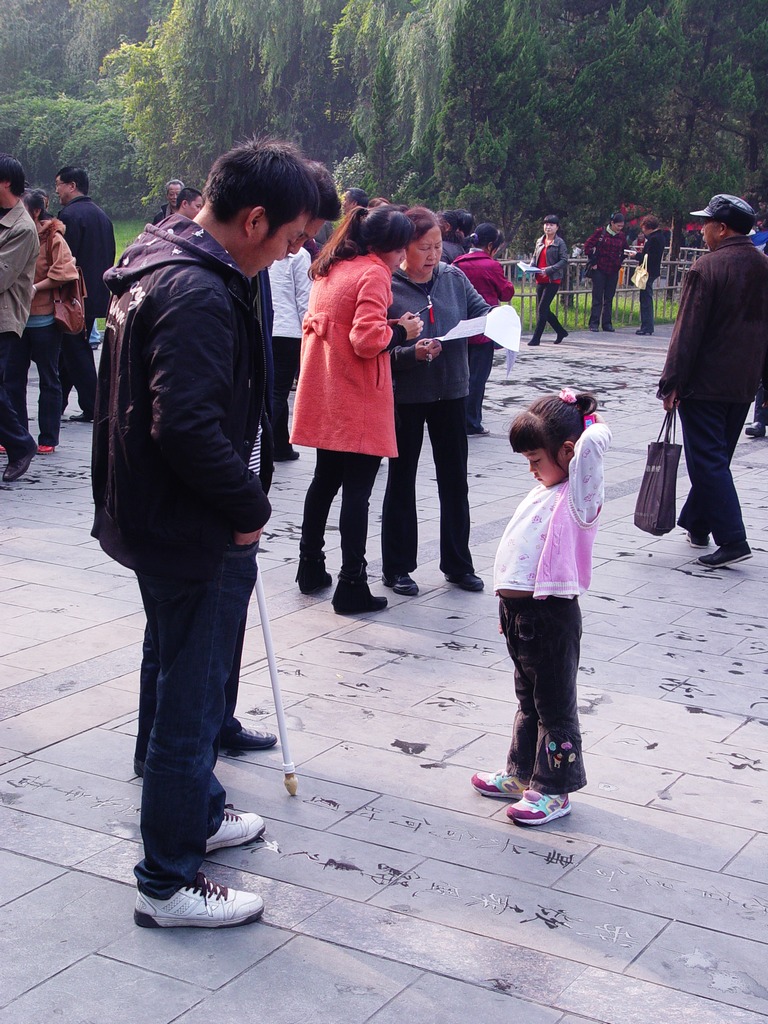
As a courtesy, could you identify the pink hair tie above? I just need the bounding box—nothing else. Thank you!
[559,387,577,404]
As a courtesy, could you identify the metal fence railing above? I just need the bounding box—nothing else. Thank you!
[499,250,705,332]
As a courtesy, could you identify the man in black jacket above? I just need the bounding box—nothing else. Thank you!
[92,139,318,928]
[55,166,116,422]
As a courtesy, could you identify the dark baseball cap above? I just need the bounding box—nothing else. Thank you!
[690,194,756,234]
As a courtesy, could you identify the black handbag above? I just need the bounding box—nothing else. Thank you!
[634,409,682,535]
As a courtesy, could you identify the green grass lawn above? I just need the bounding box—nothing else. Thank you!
[114,218,148,258]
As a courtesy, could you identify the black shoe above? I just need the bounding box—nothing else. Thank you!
[69,413,93,423]
[589,326,600,333]
[697,542,752,568]
[602,326,615,333]
[745,422,766,438]
[221,727,278,751]
[554,330,569,345]
[635,329,654,336]
[444,572,484,592]
[274,449,300,462]
[296,555,332,594]
[382,573,419,596]
[332,577,387,614]
[686,532,710,549]
[3,447,36,482]
[527,338,541,347]
[133,757,144,778]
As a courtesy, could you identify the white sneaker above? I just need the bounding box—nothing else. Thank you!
[206,807,265,852]
[134,873,264,928]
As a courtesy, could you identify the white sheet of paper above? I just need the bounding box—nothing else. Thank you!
[439,316,488,341]
[517,261,542,274]
[485,305,521,352]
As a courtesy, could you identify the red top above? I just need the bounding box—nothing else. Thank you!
[537,244,551,284]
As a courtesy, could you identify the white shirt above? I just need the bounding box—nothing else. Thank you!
[268,247,312,338]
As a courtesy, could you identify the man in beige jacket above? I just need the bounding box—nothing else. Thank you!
[0,153,38,482]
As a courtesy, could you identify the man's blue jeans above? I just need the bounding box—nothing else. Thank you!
[134,542,258,899]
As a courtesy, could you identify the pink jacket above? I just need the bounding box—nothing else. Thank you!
[291,253,398,457]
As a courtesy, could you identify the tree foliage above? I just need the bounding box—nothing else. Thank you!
[0,0,766,235]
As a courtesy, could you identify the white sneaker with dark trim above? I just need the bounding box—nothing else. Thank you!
[206,807,265,852]
[134,873,264,928]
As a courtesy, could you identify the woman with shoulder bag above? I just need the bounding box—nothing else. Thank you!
[5,190,78,453]
[634,215,665,336]
[528,215,569,347]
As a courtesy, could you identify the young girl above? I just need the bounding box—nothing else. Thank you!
[471,388,611,825]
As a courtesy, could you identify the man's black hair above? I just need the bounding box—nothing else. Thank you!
[306,161,341,222]
[57,166,90,194]
[177,186,202,206]
[0,154,27,197]
[204,138,318,230]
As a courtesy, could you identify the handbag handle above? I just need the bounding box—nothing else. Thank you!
[658,408,677,444]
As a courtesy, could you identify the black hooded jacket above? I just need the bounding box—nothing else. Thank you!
[91,215,272,581]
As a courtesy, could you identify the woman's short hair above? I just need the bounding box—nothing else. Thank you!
[641,215,659,231]
[405,206,440,241]
[543,214,560,226]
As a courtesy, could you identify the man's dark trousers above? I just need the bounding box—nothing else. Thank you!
[0,331,36,459]
[677,397,750,547]
[133,541,258,899]
[60,316,98,418]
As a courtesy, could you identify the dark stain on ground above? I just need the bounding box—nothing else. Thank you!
[420,762,446,769]
[391,739,428,755]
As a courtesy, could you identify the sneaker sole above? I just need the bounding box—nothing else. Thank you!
[508,803,572,827]
[206,820,266,852]
[134,904,264,928]
[471,782,526,800]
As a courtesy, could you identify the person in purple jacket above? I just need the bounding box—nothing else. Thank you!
[454,224,515,436]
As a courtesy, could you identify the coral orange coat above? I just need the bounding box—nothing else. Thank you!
[291,253,398,458]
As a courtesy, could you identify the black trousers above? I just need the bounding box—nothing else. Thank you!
[677,397,750,547]
[588,270,619,329]
[500,595,586,794]
[60,316,97,417]
[300,448,382,579]
[381,398,474,578]
[531,282,565,344]
[271,335,301,456]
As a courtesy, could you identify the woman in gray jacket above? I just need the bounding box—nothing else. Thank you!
[381,206,491,597]
[528,215,569,347]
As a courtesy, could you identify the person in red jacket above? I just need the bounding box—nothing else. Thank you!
[584,212,627,332]
[454,224,515,435]
[291,205,423,613]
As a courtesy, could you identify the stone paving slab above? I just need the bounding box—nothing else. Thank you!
[2,334,768,1021]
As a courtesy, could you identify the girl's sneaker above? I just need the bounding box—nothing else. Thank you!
[471,770,529,799]
[37,445,56,454]
[506,790,571,826]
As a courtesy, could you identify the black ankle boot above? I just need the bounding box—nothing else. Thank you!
[296,555,332,595]
[331,576,387,615]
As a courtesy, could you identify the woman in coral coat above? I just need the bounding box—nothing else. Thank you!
[291,205,423,614]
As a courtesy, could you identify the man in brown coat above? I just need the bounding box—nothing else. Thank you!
[658,194,768,567]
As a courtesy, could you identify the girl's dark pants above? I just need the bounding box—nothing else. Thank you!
[499,594,586,794]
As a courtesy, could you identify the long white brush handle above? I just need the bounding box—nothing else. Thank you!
[254,559,294,776]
